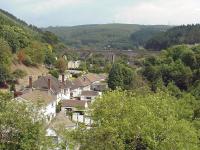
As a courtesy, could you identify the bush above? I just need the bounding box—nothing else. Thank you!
[49,69,59,79]
[23,56,33,66]
[12,69,27,79]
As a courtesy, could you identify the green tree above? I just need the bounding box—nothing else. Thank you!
[108,63,124,90]
[108,63,134,90]
[49,69,59,79]
[44,51,56,65]
[0,38,12,83]
[0,92,52,149]
[63,90,199,150]
[0,64,11,84]
[0,38,12,65]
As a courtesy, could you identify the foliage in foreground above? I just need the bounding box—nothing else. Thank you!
[0,92,52,150]
[61,89,200,150]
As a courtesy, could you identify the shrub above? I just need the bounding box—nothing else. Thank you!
[12,69,27,79]
[23,56,33,66]
[49,69,59,79]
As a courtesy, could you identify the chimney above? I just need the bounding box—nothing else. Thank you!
[29,76,32,88]
[48,78,51,90]
[62,74,65,83]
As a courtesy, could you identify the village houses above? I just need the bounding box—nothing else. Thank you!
[16,73,107,124]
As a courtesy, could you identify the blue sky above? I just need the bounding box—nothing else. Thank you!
[1,0,200,27]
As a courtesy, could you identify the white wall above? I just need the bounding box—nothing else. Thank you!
[82,85,91,91]
[43,101,57,122]
[72,113,93,126]
[62,89,70,100]
[68,61,81,69]
[16,97,57,123]
[71,88,81,97]
[80,95,96,101]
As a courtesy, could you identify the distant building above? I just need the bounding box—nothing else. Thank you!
[68,61,81,69]
[80,91,101,101]
[61,100,92,125]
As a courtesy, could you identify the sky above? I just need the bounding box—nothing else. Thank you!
[1,0,200,27]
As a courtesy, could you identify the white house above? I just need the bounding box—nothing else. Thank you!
[80,91,101,101]
[16,89,57,123]
[61,100,92,125]
[32,75,70,103]
[68,60,81,69]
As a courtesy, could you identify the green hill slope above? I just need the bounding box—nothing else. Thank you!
[0,9,60,85]
[44,24,171,50]
[145,24,200,50]
[0,9,59,53]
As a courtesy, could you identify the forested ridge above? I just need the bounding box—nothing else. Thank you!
[44,24,170,50]
[146,24,200,50]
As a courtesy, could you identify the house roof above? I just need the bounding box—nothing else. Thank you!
[62,100,90,108]
[20,89,56,105]
[33,75,61,94]
[48,110,76,130]
[98,74,107,81]
[64,73,107,90]
[81,91,99,97]
[84,73,101,83]
[65,80,80,90]
[82,73,107,83]
[68,77,91,89]
[75,76,91,87]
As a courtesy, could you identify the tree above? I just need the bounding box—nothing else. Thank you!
[0,92,52,149]
[142,45,198,91]
[42,31,58,45]
[55,57,67,73]
[0,64,11,84]
[0,38,12,84]
[24,41,47,65]
[108,63,124,90]
[108,63,134,90]
[79,62,87,71]
[49,69,59,79]
[44,51,56,66]
[0,38,12,65]
[63,90,199,150]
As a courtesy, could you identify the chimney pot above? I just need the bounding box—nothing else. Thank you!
[62,74,65,83]
[29,76,32,88]
[48,78,51,90]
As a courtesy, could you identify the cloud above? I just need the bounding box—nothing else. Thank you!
[3,0,91,15]
[114,0,200,25]
[19,0,91,14]
[1,0,200,26]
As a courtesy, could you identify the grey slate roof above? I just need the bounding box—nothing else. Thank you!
[81,91,99,97]
[33,75,61,94]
